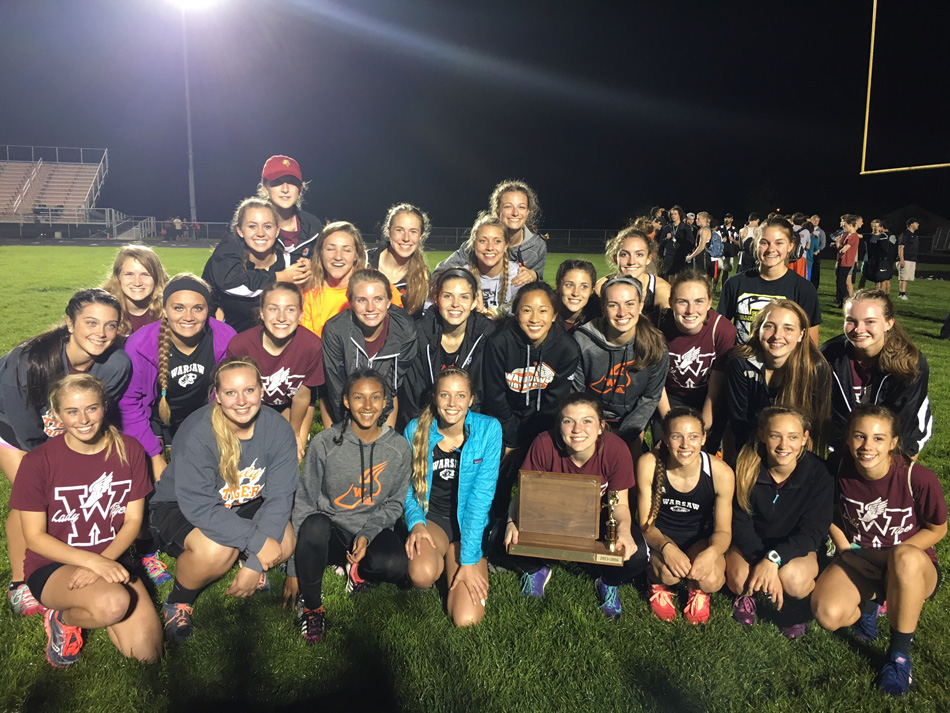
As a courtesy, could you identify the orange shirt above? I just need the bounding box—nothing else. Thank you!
[300,282,403,337]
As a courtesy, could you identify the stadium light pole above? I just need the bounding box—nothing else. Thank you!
[170,0,219,224]
[181,7,197,224]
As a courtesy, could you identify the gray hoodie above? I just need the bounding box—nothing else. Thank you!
[571,318,668,439]
[287,422,411,577]
[151,404,298,572]
[436,227,548,281]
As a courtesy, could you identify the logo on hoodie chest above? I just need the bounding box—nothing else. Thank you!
[505,362,555,393]
[589,359,637,395]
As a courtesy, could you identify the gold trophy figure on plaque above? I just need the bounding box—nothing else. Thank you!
[604,490,620,553]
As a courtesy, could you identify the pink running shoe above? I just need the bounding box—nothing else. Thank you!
[8,582,46,617]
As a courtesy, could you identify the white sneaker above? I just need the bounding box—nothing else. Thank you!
[900,294,908,301]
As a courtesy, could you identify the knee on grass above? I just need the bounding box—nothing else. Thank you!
[451,606,485,628]
[408,558,440,590]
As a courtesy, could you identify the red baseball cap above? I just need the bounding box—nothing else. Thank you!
[261,155,302,183]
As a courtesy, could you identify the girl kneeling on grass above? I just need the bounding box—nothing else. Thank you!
[811,405,947,697]
[404,368,500,627]
[0,288,130,617]
[148,357,298,642]
[727,406,833,639]
[10,374,161,667]
[284,369,411,645]
[505,393,647,619]
[637,407,734,624]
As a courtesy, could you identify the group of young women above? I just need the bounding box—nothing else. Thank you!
[0,166,941,697]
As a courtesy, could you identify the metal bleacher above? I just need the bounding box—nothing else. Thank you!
[0,145,108,224]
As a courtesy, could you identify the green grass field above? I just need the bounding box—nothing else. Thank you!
[0,246,948,713]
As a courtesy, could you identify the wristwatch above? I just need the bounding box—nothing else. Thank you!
[766,550,782,566]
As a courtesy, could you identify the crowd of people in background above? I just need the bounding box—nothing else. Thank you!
[0,156,943,698]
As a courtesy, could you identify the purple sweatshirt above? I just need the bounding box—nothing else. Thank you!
[118,319,236,456]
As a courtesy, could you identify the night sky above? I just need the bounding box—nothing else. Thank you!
[2,0,949,233]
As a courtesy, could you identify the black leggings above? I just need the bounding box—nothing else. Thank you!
[295,513,407,609]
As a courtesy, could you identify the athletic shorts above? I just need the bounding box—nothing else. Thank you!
[898,260,916,281]
[836,553,942,599]
[27,555,137,603]
[150,498,264,558]
[426,510,462,544]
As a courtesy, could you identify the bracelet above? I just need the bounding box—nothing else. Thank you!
[660,541,672,554]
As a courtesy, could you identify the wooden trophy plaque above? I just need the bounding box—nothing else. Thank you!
[507,470,623,566]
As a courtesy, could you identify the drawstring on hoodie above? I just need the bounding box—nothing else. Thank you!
[357,439,377,504]
[522,343,544,412]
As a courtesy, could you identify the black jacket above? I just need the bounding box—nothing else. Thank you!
[281,210,324,264]
[731,451,833,566]
[399,308,496,427]
[321,306,418,423]
[820,334,932,456]
[724,354,831,457]
[482,319,580,449]
[202,234,281,333]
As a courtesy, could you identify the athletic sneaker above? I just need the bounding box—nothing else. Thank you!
[899,294,908,301]
[732,595,756,626]
[140,553,172,586]
[297,606,329,645]
[780,622,808,640]
[7,582,46,617]
[345,563,368,594]
[876,652,912,696]
[519,566,552,599]
[648,583,677,621]
[594,578,621,621]
[853,604,883,642]
[684,587,711,625]
[43,609,83,668]
[162,600,194,642]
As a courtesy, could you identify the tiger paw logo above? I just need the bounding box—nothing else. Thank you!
[589,359,636,395]
[42,409,65,438]
[334,461,387,509]
[220,459,266,508]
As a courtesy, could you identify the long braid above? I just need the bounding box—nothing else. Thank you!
[157,315,173,424]
[647,443,669,526]
[499,259,510,308]
[410,406,436,509]
[333,410,350,446]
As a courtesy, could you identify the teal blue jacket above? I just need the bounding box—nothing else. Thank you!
[404,411,502,565]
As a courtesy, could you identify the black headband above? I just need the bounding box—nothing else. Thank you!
[437,267,478,291]
[163,277,211,306]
